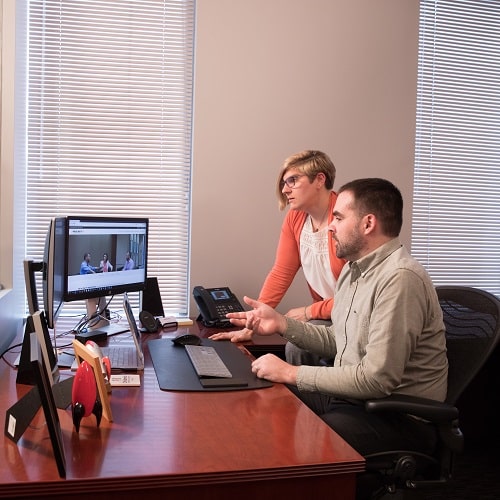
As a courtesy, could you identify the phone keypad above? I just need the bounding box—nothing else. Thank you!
[215,303,243,316]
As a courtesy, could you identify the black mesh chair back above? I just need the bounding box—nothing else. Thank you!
[363,286,500,498]
[437,285,500,406]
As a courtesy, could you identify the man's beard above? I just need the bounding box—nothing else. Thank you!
[334,229,364,261]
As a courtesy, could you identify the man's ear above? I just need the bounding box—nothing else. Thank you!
[363,214,376,233]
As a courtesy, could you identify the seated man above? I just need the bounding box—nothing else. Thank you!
[123,251,134,270]
[80,252,98,274]
[226,178,448,499]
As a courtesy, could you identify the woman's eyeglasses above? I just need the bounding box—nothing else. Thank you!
[280,174,306,190]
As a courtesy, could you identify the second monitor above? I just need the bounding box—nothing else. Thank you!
[64,216,149,332]
[33,216,149,331]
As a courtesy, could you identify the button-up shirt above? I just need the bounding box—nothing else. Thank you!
[284,238,448,402]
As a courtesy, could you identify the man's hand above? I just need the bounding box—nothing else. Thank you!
[251,353,298,385]
[226,296,288,336]
[209,328,253,343]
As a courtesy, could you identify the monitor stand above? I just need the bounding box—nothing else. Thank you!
[85,296,129,337]
[86,296,109,330]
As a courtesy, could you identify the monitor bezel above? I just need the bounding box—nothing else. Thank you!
[24,259,43,315]
[42,217,66,329]
[30,330,66,478]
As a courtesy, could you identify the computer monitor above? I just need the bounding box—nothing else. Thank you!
[29,329,66,478]
[16,311,60,386]
[63,216,149,304]
[42,217,66,330]
[24,259,43,315]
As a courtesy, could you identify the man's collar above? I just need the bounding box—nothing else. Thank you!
[348,238,402,280]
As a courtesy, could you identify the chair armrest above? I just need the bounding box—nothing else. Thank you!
[365,393,458,423]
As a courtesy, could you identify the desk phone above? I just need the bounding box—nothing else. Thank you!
[193,286,244,328]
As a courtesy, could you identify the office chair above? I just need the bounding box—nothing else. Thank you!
[363,285,500,498]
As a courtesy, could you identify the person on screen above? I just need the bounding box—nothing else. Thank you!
[80,253,98,274]
[123,251,135,270]
[100,253,113,272]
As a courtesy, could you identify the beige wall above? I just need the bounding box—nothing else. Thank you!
[1,0,15,290]
[190,0,419,314]
[0,0,20,354]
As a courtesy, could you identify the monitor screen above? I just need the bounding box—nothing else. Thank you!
[64,216,148,302]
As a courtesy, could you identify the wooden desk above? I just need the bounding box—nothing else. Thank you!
[1,321,364,500]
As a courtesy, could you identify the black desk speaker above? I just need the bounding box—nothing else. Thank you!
[141,277,164,318]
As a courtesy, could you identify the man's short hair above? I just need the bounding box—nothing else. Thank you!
[338,178,403,237]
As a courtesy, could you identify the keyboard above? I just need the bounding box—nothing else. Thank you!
[102,345,139,371]
[70,344,139,372]
[184,345,232,378]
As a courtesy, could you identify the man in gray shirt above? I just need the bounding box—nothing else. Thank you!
[228,178,448,476]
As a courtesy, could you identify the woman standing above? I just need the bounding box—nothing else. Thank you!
[211,150,346,364]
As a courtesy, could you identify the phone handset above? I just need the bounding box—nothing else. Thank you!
[193,286,244,328]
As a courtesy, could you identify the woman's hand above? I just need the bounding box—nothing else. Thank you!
[209,328,253,343]
[285,305,310,322]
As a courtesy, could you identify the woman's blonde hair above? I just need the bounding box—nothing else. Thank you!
[276,150,336,210]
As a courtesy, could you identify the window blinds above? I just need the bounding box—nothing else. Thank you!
[21,0,195,316]
[412,0,500,296]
